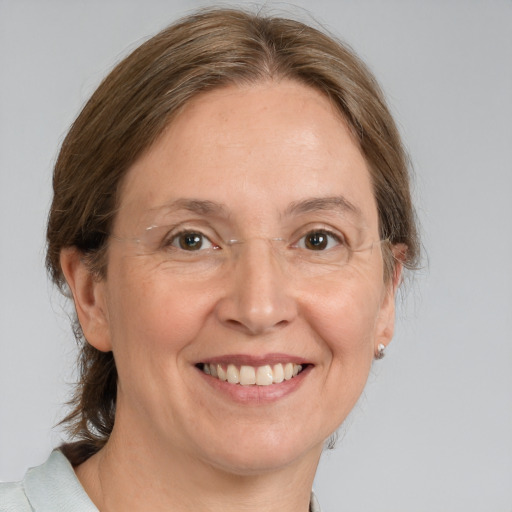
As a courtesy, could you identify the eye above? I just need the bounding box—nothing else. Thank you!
[297,230,343,251]
[169,231,216,251]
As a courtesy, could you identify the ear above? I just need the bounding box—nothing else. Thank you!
[60,247,112,352]
[374,245,405,355]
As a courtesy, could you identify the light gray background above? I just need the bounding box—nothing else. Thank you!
[1,1,511,511]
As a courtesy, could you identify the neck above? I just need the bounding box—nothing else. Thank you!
[75,416,321,512]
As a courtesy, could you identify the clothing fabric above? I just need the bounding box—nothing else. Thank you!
[0,451,97,512]
[1,450,322,511]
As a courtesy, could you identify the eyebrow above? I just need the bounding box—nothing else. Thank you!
[150,195,362,220]
[151,198,229,216]
[285,196,363,218]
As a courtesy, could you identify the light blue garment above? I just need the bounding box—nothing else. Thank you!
[0,451,97,511]
[1,450,322,511]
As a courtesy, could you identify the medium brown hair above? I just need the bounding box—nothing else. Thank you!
[47,7,420,464]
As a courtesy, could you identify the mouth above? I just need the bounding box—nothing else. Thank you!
[196,362,308,386]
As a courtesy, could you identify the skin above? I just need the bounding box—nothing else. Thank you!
[61,80,401,512]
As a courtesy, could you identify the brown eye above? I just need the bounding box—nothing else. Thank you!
[172,232,214,251]
[299,230,341,251]
[305,232,327,250]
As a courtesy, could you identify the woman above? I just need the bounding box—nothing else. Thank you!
[1,7,419,511]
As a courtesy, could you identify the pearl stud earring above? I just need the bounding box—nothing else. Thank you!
[375,343,386,360]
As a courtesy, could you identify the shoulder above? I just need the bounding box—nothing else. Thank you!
[0,451,98,512]
[0,481,31,512]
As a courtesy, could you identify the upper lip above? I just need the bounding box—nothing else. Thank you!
[197,353,311,366]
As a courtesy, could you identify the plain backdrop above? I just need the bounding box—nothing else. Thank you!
[1,1,511,511]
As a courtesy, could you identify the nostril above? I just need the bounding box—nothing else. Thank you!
[223,318,250,333]
[222,316,290,335]
[226,319,243,328]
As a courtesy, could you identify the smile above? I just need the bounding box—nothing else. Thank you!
[199,362,305,386]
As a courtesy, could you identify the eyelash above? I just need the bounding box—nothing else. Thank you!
[162,227,346,252]
[163,230,218,251]
[294,229,345,251]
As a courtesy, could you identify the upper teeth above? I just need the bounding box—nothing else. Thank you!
[202,363,303,386]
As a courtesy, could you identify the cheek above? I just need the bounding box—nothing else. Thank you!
[300,273,384,358]
[301,278,383,427]
[104,268,219,419]
[105,263,216,364]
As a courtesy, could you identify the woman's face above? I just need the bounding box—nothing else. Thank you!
[86,81,398,474]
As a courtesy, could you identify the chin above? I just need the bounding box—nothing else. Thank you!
[195,425,327,476]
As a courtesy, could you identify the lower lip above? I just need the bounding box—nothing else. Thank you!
[197,365,312,404]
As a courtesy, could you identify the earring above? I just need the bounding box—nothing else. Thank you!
[375,343,386,360]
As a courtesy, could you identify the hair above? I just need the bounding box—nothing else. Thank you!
[46,6,420,465]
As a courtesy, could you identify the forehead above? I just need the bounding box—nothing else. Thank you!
[117,80,378,232]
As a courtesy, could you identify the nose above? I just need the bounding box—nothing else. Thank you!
[214,239,298,336]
